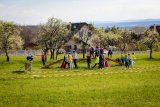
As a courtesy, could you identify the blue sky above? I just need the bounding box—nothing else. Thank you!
[0,0,160,25]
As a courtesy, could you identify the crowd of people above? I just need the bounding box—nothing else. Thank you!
[61,47,110,69]
[116,52,136,68]
[40,46,136,69]
[62,50,78,69]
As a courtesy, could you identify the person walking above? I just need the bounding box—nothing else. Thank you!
[92,54,99,69]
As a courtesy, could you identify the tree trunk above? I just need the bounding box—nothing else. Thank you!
[5,49,9,62]
[150,47,153,59]
[50,49,55,60]
[53,49,55,60]
[50,50,53,59]
[82,44,86,58]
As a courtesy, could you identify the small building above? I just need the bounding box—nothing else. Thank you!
[63,22,92,52]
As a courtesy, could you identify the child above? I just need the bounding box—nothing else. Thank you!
[92,54,99,69]
[124,55,129,68]
[131,53,136,61]
[128,54,132,68]
[63,52,69,68]
[68,53,73,69]
[87,53,91,69]
[130,52,136,68]
[121,54,125,65]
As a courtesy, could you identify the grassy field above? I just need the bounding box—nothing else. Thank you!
[0,52,160,107]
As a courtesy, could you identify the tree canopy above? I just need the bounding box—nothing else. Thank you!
[0,20,23,62]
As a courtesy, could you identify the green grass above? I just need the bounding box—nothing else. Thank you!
[0,52,160,107]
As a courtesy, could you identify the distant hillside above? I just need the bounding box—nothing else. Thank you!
[94,19,160,28]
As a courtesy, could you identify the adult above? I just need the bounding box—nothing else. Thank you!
[99,48,105,69]
[108,46,113,58]
[72,50,78,69]
[95,46,100,58]
[87,53,91,69]
[90,47,94,58]
[41,52,46,66]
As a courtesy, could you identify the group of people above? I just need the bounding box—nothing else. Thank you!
[117,53,136,68]
[61,50,78,69]
[40,46,136,69]
[60,47,109,70]
[87,48,109,69]
[89,46,113,58]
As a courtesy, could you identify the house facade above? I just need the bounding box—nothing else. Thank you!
[63,22,91,52]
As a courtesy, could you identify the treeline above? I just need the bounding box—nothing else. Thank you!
[0,18,160,62]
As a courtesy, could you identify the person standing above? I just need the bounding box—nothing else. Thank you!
[68,53,73,69]
[131,53,136,61]
[121,54,125,65]
[90,47,94,58]
[26,53,33,72]
[72,50,78,69]
[128,54,132,68]
[124,55,129,68]
[63,52,69,68]
[95,46,100,58]
[108,46,113,58]
[41,52,46,66]
[99,48,105,69]
[130,52,136,68]
[87,53,91,69]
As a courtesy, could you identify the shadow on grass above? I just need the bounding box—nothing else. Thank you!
[12,70,25,74]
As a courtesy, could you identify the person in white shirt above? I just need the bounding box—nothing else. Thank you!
[72,50,78,69]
